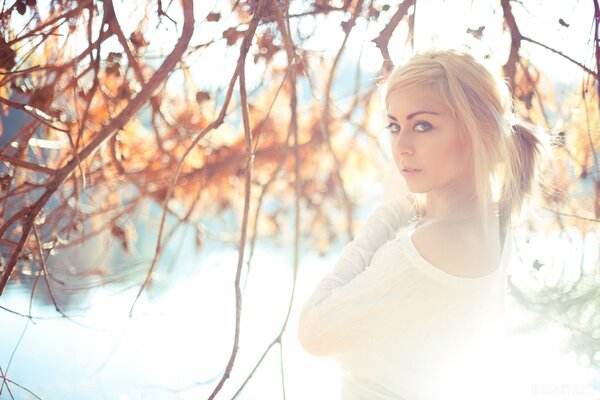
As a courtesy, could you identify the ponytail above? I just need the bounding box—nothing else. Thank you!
[499,120,546,225]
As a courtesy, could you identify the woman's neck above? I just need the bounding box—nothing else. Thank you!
[423,187,480,222]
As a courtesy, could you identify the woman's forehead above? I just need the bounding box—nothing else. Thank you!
[386,86,452,117]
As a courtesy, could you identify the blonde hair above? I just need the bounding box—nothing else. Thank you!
[385,49,545,236]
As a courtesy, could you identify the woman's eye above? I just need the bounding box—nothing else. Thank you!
[414,121,432,132]
[386,122,400,134]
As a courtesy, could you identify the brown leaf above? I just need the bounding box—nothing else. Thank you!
[207,12,221,22]
[28,85,55,111]
[117,82,131,100]
[255,31,280,62]
[111,223,135,254]
[0,37,17,70]
[130,30,148,49]
[16,0,26,15]
[368,6,380,19]
[196,91,210,103]
[341,19,354,35]
[106,51,122,76]
[467,25,485,39]
[223,27,244,46]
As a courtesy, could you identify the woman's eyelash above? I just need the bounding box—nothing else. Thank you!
[414,121,432,132]
[386,121,432,134]
[385,123,400,134]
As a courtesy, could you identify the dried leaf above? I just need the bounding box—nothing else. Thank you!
[467,25,485,39]
[28,85,55,112]
[223,27,244,46]
[341,19,354,35]
[117,82,131,100]
[130,30,148,49]
[207,12,220,22]
[16,0,26,15]
[0,37,17,70]
[196,91,210,103]
[367,6,380,19]
[111,222,136,254]
[106,52,122,76]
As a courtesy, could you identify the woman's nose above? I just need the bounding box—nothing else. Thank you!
[393,133,414,156]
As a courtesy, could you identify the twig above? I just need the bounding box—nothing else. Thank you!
[157,0,176,25]
[105,0,146,84]
[502,1,596,89]
[593,0,600,111]
[0,96,70,133]
[232,2,301,397]
[244,69,293,285]
[500,0,521,90]
[0,0,196,295]
[0,368,41,400]
[321,0,365,240]
[540,207,600,223]
[0,65,41,75]
[0,364,16,400]
[279,341,286,400]
[0,320,30,396]
[521,36,596,78]
[581,83,600,183]
[206,2,267,398]
[371,0,415,72]
[0,154,56,175]
[128,2,256,313]
[6,0,92,47]
[32,225,67,317]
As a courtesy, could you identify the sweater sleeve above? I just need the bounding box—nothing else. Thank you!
[297,198,415,355]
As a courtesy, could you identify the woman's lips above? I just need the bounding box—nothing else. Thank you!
[400,167,421,177]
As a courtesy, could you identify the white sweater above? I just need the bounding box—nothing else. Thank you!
[298,200,511,400]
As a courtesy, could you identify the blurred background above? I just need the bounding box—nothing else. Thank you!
[0,0,599,399]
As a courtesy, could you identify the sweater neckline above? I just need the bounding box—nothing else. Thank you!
[399,225,511,286]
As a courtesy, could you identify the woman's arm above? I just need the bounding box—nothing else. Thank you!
[297,198,415,355]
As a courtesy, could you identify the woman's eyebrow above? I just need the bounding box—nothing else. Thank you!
[387,111,440,121]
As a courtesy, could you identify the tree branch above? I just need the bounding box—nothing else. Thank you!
[521,36,596,78]
[206,1,267,398]
[0,0,196,296]
[500,0,521,90]
[371,0,415,72]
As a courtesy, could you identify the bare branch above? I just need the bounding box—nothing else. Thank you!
[206,2,268,398]
[500,0,522,90]
[0,96,70,133]
[521,36,596,78]
[322,0,366,240]
[0,154,56,175]
[371,0,415,72]
[0,0,197,295]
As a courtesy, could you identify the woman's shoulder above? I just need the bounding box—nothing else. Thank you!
[410,219,501,278]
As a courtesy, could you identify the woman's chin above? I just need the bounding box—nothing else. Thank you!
[403,181,428,194]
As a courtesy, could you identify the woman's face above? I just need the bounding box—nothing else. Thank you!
[386,85,473,195]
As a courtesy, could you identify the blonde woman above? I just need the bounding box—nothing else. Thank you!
[298,50,544,399]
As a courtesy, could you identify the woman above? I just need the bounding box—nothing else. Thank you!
[297,50,544,399]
